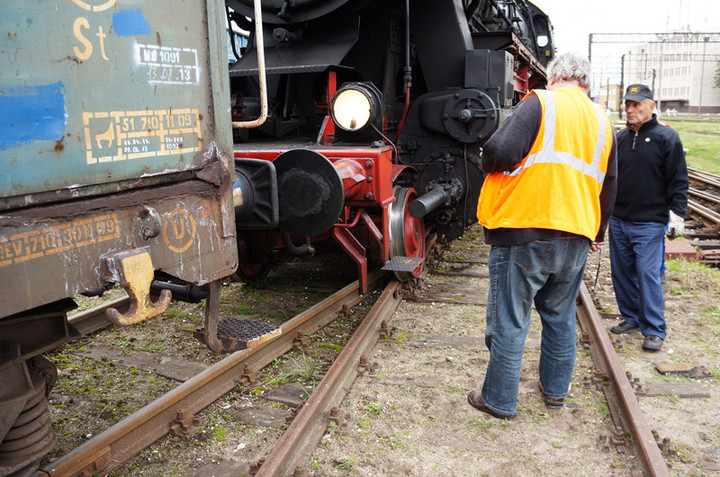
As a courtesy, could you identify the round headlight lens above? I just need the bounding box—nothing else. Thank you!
[331,88,373,132]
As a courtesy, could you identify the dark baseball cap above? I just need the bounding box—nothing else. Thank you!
[623,84,653,102]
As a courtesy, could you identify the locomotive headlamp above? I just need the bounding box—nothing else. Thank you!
[330,82,382,132]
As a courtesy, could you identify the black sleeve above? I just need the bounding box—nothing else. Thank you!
[480,94,541,173]
[595,133,617,242]
[664,130,689,218]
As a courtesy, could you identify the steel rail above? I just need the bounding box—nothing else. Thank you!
[41,271,385,477]
[688,168,720,189]
[576,283,670,477]
[256,233,437,474]
[688,198,720,225]
[256,279,404,476]
[688,187,720,206]
[67,296,130,336]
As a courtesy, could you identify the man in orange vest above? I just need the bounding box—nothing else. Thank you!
[467,51,617,419]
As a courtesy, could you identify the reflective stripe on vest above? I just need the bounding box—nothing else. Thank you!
[505,90,606,186]
[476,86,613,240]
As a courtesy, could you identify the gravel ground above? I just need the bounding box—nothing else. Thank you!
[308,225,720,476]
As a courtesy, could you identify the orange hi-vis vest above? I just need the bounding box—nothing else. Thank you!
[476,87,613,240]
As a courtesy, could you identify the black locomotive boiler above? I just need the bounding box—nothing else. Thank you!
[226,0,555,292]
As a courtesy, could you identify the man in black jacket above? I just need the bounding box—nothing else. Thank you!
[609,84,688,351]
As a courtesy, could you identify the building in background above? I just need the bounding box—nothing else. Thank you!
[622,33,720,113]
[597,84,622,112]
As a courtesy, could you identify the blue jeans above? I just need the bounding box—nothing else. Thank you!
[481,237,590,417]
[609,216,666,339]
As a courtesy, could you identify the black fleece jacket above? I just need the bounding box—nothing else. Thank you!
[612,115,688,224]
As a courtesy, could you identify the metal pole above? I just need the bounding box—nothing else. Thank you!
[698,37,709,114]
[606,76,610,111]
[656,39,664,118]
[619,55,625,119]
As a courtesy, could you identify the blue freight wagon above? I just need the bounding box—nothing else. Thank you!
[0,1,242,473]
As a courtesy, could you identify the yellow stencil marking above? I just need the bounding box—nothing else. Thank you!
[83,108,202,164]
[0,213,120,267]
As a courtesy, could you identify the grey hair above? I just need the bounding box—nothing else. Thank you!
[546,51,591,89]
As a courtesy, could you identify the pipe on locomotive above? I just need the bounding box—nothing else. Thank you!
[231,0,267,129]
[408,180,464,218]
[395,0,412,141]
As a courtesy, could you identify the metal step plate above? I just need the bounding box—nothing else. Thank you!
[381,256,424,273]
[194,318,281,350]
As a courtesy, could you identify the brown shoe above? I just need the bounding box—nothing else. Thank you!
[467,391,515,419]
[538,382,564,409]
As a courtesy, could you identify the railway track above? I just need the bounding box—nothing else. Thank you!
[45,270,391,476]
[685,167,720,266]
[687,167,720,232]
[35,222,720,476]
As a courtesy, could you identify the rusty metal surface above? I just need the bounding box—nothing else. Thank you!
[1,0,238,319]
[67,297,129,336]
[255,279,404,477]
[41,271,385,477]
[194,318,282,351]
[576,283,670,477]
[0,179,237,319]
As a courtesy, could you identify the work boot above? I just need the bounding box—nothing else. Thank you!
[610,321,640,334]
[642,335,663,351]
[538,382,564,409]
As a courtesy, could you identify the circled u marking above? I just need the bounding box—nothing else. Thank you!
[71,0,118,12]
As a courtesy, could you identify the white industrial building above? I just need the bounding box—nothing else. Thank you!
[622,32,720,113]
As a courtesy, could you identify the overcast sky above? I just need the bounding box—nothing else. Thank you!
[533,0,720,54]
[531,0,720,85]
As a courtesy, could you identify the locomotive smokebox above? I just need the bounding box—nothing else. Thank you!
[274,149,344,237]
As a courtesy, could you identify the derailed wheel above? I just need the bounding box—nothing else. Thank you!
[388,186,426,281]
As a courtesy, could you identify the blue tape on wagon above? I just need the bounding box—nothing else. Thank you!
[112,8,151,37]
[0,82,67,150]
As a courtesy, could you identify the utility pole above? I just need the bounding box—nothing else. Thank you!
[619,55,625,119]
[606,77,610,111]
[656,38,665,118]
[698,36,709,114]
[652,68,656,93]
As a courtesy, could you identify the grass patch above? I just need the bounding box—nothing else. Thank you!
[335,457,357,470]
[458,418,506,438]
[665,258,720,297]
[609,114,720,173]
[706,304,720,336]
[657,116,720,173]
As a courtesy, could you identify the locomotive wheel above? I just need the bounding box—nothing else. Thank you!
[388,186,426,281]
[231,232,271,283]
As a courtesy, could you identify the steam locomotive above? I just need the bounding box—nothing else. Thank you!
[226,0,555,293]
[0,0,553,474]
